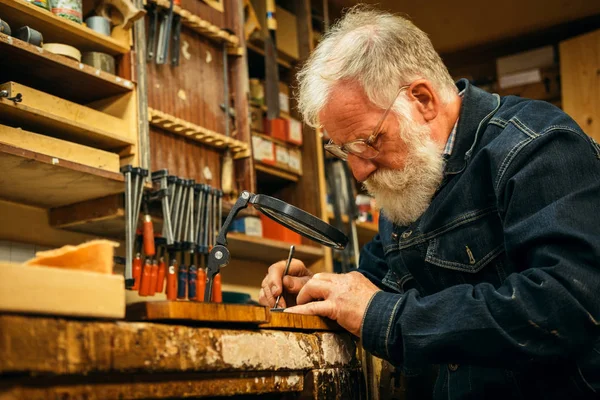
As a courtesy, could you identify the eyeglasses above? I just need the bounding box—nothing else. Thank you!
[324,85,410,161]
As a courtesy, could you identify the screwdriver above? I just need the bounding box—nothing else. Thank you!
[156,255,166,293]
[166,254,177,300]
[274,245,295,309]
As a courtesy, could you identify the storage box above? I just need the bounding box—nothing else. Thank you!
[287,118,303,145]
[260,214,301,245]
[250,105,264,132]
[252,135,275,165]
[230,217,263,237]
[275,144,290,170]
[288,148,303,174]
[278,82,290,114]
[264,117,288,141]
[497,67,560,101]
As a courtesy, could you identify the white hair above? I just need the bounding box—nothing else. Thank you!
[297,5,457,128]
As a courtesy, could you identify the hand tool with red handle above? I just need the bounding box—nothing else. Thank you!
[139,258,152,296]
[166,253,177,300]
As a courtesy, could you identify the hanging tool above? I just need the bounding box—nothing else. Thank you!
[142,195,156,258]
[264,0,280,120]
[152,170,174,246]
[139,258,152,296]
[274,245,295,309]
[146,2,158,62]
[166,254,177,300]
[156,248,166,293]
[155,0,174,64]
[170,4,182,66]
[120,165,134,288]
[95,0,145,29]
[149,259,158,296]
[221,34,234,195]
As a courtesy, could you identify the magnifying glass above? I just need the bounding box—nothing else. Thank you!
[204,191,348,302]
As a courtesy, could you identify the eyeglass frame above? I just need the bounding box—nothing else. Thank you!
[324,84,411,161]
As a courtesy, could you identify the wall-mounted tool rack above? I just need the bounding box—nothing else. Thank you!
[148,107,250,158]
[147,0,241,53]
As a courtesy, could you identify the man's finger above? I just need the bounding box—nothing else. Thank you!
[283,275,312,294]
[284,300,335,319]
[296,279,331,305]
[261,283,277,307]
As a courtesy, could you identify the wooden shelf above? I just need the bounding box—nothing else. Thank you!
[327,212,378,246]
[0,82,135,151]
[252,131,299,148]
[49,195,258,238]
[0,0,130,55]
[255,163,299,183]
[0,142,124,208]
[148,108,250,158]
[0,33,134,103]
[227,232,324,265]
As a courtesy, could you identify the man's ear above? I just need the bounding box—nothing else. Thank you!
[407,79,439,122]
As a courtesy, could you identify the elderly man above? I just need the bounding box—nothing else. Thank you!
[258,6,600,399]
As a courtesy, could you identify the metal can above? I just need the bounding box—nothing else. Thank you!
[50,0,82,24]
[25,0,50,10]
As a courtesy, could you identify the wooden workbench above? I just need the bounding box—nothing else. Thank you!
[0,314,365,399]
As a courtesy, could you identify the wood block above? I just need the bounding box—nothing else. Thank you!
[0,263,125,318]
[25,240,119,274]
[0,124,119,173]
[261,311,342,331]
[126,301,269,324]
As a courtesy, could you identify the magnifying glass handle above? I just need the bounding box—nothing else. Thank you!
[274,245,295,309]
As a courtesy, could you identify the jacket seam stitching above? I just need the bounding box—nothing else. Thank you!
[543,126,600,159]
[494,137,533,193]
[425,245,505,273]
[489,118,508,128]
[511,117,539,138]
[384,296,404,360]
[398,206,497,249]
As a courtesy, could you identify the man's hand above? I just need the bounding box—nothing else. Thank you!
[284,271,380,337]
[259,258,313,308]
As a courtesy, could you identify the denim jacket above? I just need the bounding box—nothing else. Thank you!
[359,79,600,399]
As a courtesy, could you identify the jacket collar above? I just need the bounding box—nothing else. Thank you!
[444,79,501,175]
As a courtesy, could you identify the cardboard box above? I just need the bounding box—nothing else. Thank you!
[275,144,290,170]
[497,67,560,101]
[264,117,288,141]
[230,217,263,237]
[278,82,290,113]
[287,118,303,145]
[260,214,301,245]
[250,106,264,132]
[496,45,555,76]
[288,148,303,175]
[252,136,275,165]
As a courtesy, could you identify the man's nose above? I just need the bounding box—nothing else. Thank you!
[347,155,377,182]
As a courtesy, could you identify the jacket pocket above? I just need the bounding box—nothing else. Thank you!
[425,211,505,274]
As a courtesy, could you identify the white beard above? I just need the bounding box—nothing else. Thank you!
[362,122,445,226]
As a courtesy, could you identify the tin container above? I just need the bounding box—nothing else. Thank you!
[84,16,111,36]
[14,26,44,47]
[50,0,82,24]
[25,0,49,10]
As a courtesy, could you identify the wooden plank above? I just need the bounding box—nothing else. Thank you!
[0,315,357,374]
[0,124,119,173]
[0,263,125,318]
[126,301,269,323]
[227,232,324,265]
[0,371,305,399]
[0,0,129,55]
[0,142,124,208]
[255,162,300,183]
[261,311,342,331]
[560,29,600,143]
[0,33,133,103]
[0,82,134,151]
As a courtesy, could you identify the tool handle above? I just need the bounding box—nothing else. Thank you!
[211,273,222,303]
[196,268,206,301]
[166,262,177,300]
[139,260,152,296]
[188,265,197,300]
[149,261,158,296]
[177,264,188,299]
[131,254,142,290]
[143,215,156,256]
[156,258,166,293]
